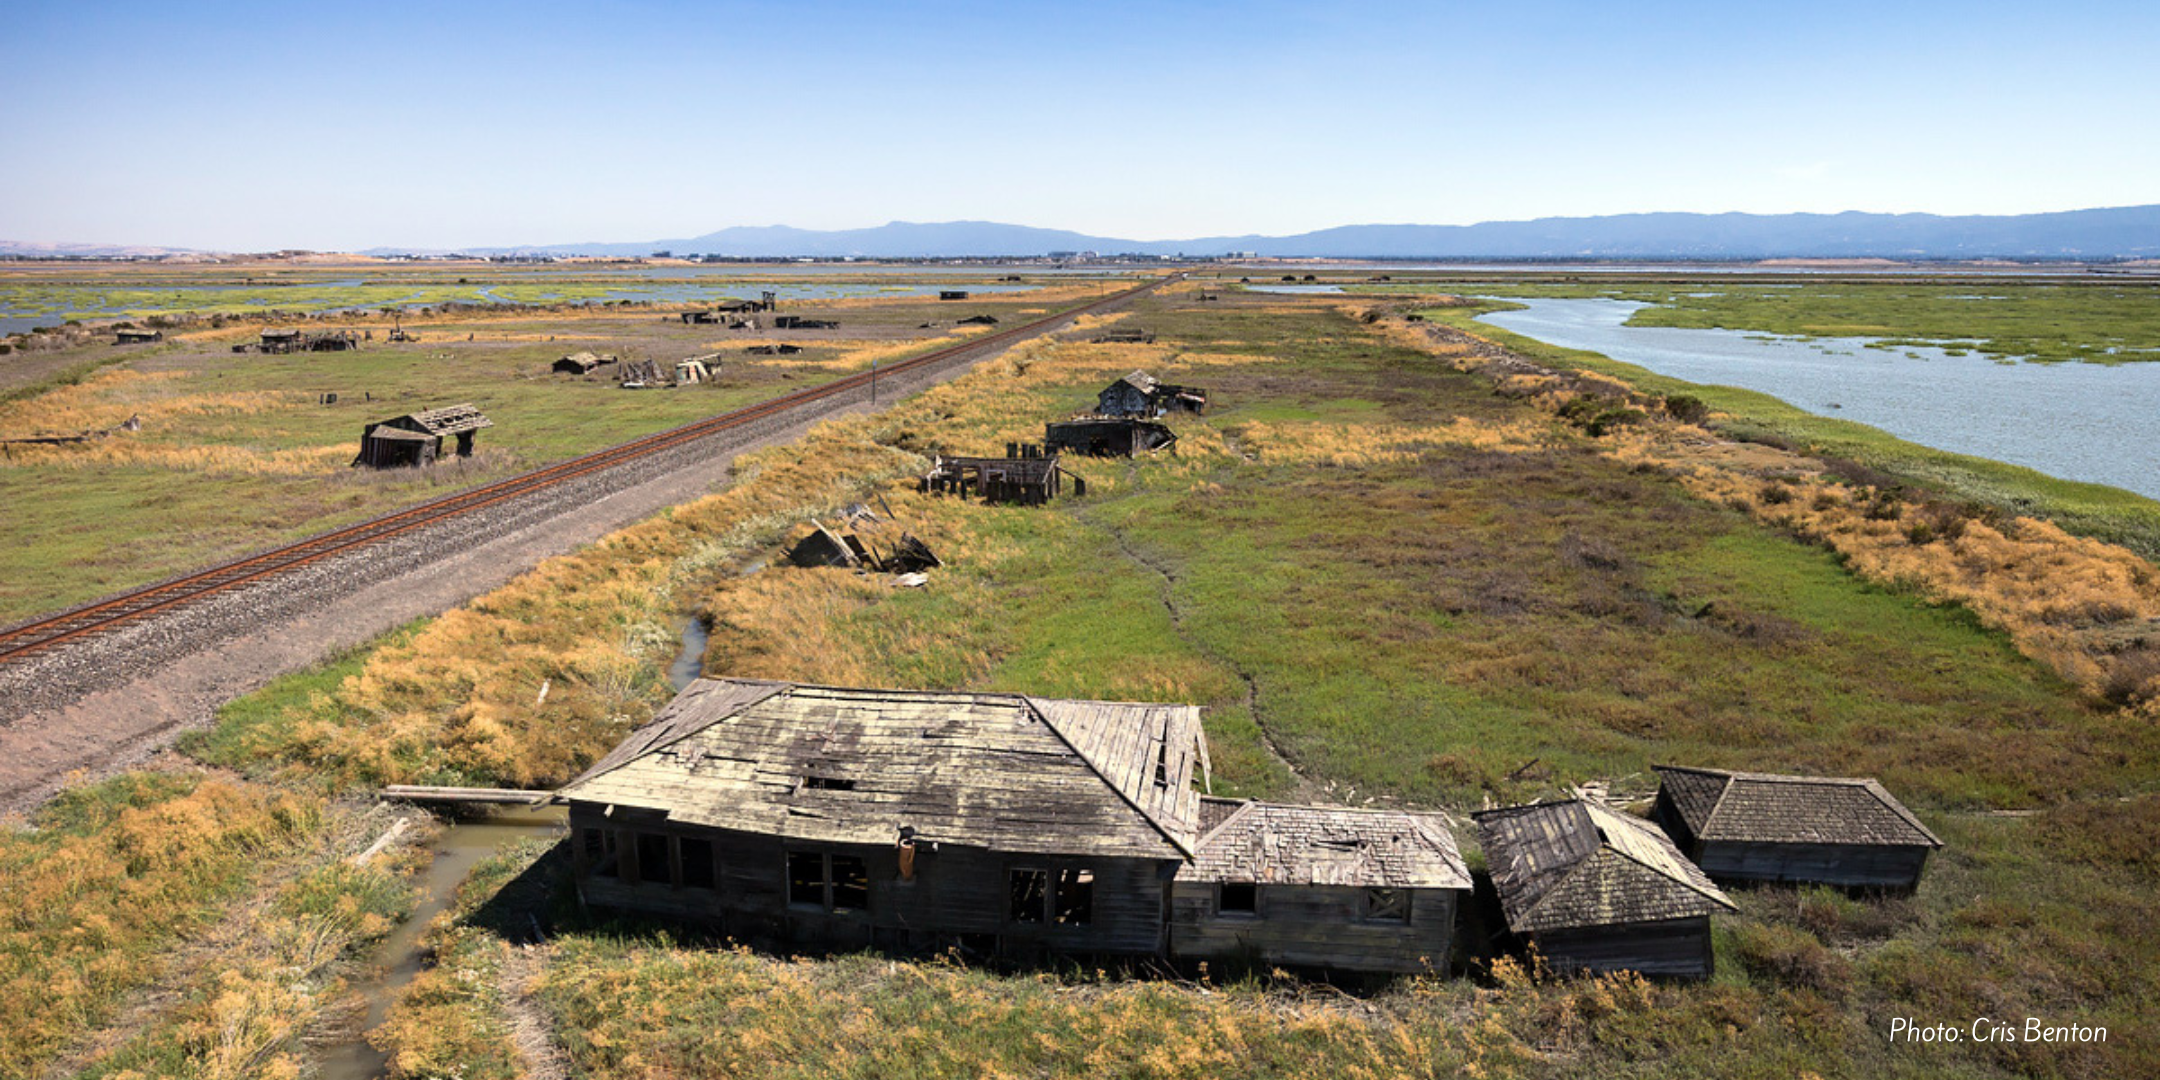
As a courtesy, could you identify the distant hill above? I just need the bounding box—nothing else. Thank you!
[414,205,2160,261]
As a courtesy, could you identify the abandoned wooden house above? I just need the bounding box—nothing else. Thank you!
[680,310,721,325]
[352,403,493,469]
[938,290,969,301]
[1474,799,1736,978]
[307,331,360,352]
[557,679,1210,958]
[1091,329,1157,345]
[113,327,164,345]
[1096,371,1207,418]
[921,449,1081,505]
[773,315,839,330]
[1170,799,1470,974]
[1650,766,1944,891]
[558,678,1465,973]
[552,351,617,375]
[257,328,306,354]
[1045,417,1176,457]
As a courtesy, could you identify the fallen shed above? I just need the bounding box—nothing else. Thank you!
[773,316,839,330]
[1170,799,1470,974]
[1651,766,1944,892]
[1091,329,1156,345]
[957,314,999,326]
[1474,798,1736,978]
[744,344,805,356]
[353,403,493,468]
[1045,417,1176,457]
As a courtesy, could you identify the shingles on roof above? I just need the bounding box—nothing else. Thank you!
[1114,370,1160,394]
[402,403,494,436]
[1654,766,1943,848]
[1179,801,1471,890]
[1474,799,1735,933]
[556,679,1207,860]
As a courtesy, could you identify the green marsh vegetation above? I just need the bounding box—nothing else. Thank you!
[11,290,2160,1078]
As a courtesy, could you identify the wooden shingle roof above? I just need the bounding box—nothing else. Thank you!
[557,679,1207,860]
[1113,370,1160,394]
[1474,799,1735,933]
[1178,801,1471,890]
[403,403,493,436]
[1653,766,1943,848]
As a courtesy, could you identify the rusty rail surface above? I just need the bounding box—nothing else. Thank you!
[0,274,1172,665]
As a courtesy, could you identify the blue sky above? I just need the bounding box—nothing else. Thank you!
[4,0,2155,250]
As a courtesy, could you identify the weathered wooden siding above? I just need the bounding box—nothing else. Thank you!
[1696,841,1930,891]
[569,805,1174,956]
[1529,917,1714,979]
[1166,883,1458,974]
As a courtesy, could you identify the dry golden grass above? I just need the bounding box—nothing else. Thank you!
[1231,417,1551,467]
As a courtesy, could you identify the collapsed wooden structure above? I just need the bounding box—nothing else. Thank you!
[1474,799,1736,978]
[1091,329,1156,345]
[785,520,941,575]
[920,447,1081,504]
[773,315,840,330]
[241,328,360,354]
[1045,417,1176,457]
[353,403,493,469]
[1651,766,1944,891]
[114,327,164,345]
[1096,371,1206,418]
[558,679,1471,972]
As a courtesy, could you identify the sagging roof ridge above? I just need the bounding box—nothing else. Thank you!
[1653,764,1943,848]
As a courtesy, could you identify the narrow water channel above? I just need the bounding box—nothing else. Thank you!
[670,615,711,691]
[316,806,566,1080]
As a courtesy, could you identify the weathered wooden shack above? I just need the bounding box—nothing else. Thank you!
[258,329,305,354]
[1474,799,1736,978]
[552,351,616,375]
[773,315,839,330]
[556,680,1209,959]
[1095,371,1206,418]
[1170,799,1470,974]
[786,522,869,568]
[921,450,1079,504]
[958,314,999,326]
[114,328,164,345]
[352,403,493,469]
[1045,418,1177,457]
[1650,766,1943,891]
[939,290,970,301]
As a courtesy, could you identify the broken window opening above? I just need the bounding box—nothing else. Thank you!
[635,832,672,886]
[787,850,825,907]
[1218,882,1258,916]
[584,828,618,879]
[1008,868,1048,924]
[805,775,858,791]
[1153,740,1171,787]
[1054,868,1095,925]
[680,837,716,890]
[832,854,870,911]
[1363,887,1410,922]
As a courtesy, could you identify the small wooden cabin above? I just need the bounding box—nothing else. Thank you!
[1474,799,1736,979]
[556,679,1210,959]
[1095,371,1207,419]
[1170,799,1470,974]
[259,328,305,354]
[552,351,616,375]
[1045,418,1176,457]
[1650,766,1943,891]
[114,328,164,345]
[353,403,493,469]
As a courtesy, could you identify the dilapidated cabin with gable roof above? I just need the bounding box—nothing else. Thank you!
[1651,766,1943,891]
[352,403,493,469]
[1171,799,1469,974]
[1474,798,1736,978]
[557,679,1471,972]
[1096,371,1207,419]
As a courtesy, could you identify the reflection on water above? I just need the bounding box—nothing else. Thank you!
[1476,297,2160,502]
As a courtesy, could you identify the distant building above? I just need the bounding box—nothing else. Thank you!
[1651,766,1944,891]
[1045,418,1176,457]
[114,328,163,345]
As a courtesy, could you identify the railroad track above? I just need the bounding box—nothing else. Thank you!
[0,274,1172,666]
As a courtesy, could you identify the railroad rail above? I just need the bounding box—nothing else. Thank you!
[0,274,1173,665]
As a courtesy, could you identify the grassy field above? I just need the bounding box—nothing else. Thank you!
[9,287,2159,1079]
[0,282,1107,622]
